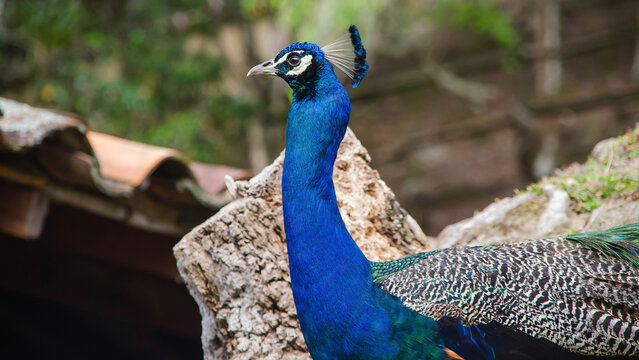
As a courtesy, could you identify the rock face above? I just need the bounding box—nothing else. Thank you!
[437,126,639,248]
[174,126,639,359]
[173,129,433,360]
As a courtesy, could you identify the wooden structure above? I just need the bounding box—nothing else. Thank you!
[0,97,251,359]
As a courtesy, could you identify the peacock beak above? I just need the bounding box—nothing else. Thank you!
[247,59,280,77]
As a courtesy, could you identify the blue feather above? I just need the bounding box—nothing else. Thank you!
[348,25,368,88]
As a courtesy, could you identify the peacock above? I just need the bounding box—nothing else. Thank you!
[247,25,639,359]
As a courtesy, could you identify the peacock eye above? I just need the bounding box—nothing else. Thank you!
[287,54,301,67]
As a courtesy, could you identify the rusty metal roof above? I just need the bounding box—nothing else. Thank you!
[0,97,252,238]
[89,132,183,187]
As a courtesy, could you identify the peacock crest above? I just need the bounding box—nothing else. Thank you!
[322,25,369,88]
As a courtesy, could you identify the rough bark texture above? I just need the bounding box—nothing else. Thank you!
[174,126,639,359]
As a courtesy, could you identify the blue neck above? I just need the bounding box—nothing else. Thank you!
[282,66,376,350]
[282,67,370,291]
[281,66,446,359]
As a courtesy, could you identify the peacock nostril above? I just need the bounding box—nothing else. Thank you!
[262,61,272,67]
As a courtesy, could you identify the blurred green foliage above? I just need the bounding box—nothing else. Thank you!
[0,0,252,164]
[0,0,518,165]
[429,0,518,49]
[239,0,388,43]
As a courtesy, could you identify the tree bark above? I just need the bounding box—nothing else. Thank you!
[631,2,639,79]
[534,0,562,96]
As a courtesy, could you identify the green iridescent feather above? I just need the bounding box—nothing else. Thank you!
[566,222,639,268]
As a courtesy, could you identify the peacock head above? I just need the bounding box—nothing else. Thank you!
[247,25,369,96]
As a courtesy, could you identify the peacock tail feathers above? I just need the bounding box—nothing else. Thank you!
[371,223,639,286]
[372,229,639,357]
[371,250,443,283]
[566,222,639,268]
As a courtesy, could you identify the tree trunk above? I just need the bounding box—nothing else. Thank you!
[535,0,562,96]
[631,2,639,79]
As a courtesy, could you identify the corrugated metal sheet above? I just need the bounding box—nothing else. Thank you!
[88,132,183,187]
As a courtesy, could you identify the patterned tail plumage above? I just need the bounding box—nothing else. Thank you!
[373,223,639,358]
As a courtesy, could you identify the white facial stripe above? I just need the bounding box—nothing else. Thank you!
[285,54,313,76]
[273,50,306,66]
[274,54,289,66]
